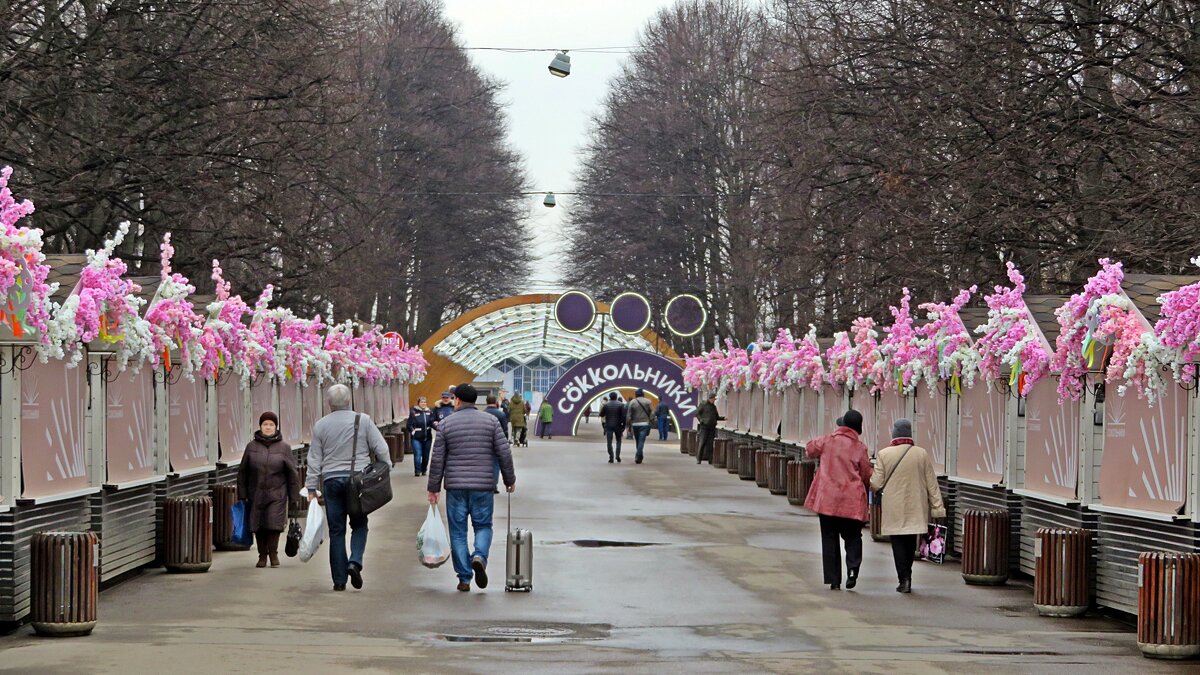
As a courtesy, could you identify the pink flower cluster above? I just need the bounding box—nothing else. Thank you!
[145,234,206,372]
[73,227,142,346]
[1155,269,1200,383]
[787,326,826,390]
[918,285,978,390]
[0,167,53,344]
[881,288,932,393]
[974,263,1049,395]
[322,322,427,384]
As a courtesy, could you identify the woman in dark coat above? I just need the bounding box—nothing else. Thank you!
[237,411,300,568]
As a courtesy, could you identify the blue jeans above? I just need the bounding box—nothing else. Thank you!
[323,477,368,587]
[633,425,651,460]
[657,416,670,440]
[446,490,495,583]
[411,437,429,475]
[604,427,623,459]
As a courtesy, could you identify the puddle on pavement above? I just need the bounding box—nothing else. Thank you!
[432,623,610,644]
[568,539,664,547]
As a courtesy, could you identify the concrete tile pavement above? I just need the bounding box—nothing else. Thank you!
[0,431,1191,674]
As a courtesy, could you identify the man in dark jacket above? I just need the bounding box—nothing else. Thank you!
[655,400,671,440]
[696,393,723,464]
[427,384,516,592]
[432,390,456,430]
[599,392,627,463]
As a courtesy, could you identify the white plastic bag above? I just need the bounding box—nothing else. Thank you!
[299,502,327,563]
[416,505,450,568]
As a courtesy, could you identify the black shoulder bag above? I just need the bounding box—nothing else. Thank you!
[348,414,393,518]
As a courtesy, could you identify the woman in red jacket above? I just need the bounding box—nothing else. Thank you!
[804,409,873,590]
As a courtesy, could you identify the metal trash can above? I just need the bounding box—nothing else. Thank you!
[767,454,788,495]
[164,496,213,573]
[1137,552,1200,659]
[212,484,250,552]
[30,532,98,637]
[868,491,889,542]
[1034,528,1091,617]
[754,449,772,488]
[961,509,1009,585]
[738,445,757,481]
[713,438,730,468]
[786,460,814,505]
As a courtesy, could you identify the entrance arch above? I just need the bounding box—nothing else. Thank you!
[544,349,697,436]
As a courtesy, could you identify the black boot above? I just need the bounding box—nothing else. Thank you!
[846,567,859,590]
[897,578,911,593]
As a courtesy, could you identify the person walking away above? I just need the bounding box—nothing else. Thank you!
[655,399,671,440]
[406,396,435,477]
[483,395,508,492]
[695,393,723,464]
[871,418,946,593]
[500,393,511,419]
[432,390,456,433]
[584,407,591,424]
[509,394,529,447]
[626,389,655,464]
[427,384,516,592]
[804,410,873,590]
[306,384,391,591]
[237,411,300,568]
[537,400,554,439]
[600,392,627,463]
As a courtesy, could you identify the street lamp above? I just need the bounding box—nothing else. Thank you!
[543,192,557,208]
[548,51,571,78]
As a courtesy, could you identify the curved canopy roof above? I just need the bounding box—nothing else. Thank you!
[434,300,655,375]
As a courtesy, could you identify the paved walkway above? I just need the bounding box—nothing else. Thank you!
[0,427,1190,674]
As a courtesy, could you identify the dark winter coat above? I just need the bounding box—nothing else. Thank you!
[427,407,515,492]
[432,402,456,429]
[236,435,300,532]
[600,399,627,430]
[697,400,721,428]
[509,397,529,428]
[654,401,670,420]
[407,406,435,442]
[485,405,510,437]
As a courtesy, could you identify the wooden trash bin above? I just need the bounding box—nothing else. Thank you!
[164,496,213,573]
[728,444,745,474]
[738,445,757,481]
[1137,552,1200,660]
[767,454,788,495]
[399,428,411,460]
[869,491,888,542]
[786,460,814,505]
[754,449,772,488]
[687,430,699,456]
[290,465,310,518]
[1034,528,1091,617]
[30,532,99,637]
[680,429,693,454]
[961,509,1009,585]
[384,434,402,465]
[713,438,730,468]
[212,484,250,552]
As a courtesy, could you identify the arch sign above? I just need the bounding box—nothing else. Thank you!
[544,349,698,436]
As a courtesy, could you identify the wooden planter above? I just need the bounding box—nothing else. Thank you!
[211,485,250,552]
[767,454,788,495]
[163,497,213,573]
[1137,552,1200,659]
[869,491,888,542]
[754,449,772,488]
[1034,528,1091,617]
[786,461,814,506]
[712,439,730,468]
[737,445,757,480]
[30,532,98,637]
[961,509,1010,585]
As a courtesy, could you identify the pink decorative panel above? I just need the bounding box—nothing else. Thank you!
[857,392,879,456]
[913,385,948,473]
[106,364,155,483]
[801,388,821,441]
[300,384,319,443]
[781,387,802,443]
[168,377,208,472]
[956,384,1007,483]
[217,378,249,463]
[21,359,89,497]
[817,386,843,443]
[251,379,273,421]
[1101,386,1188,514]
[766,390,784,437]
[739,389,754,432]
[1024,380,1080,500]
[279,379,303,444]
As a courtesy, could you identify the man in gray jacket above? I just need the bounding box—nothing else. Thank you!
[306,383,392,591]
[626,388,656,464]
[427,383,516,592]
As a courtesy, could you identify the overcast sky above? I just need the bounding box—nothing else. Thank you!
[440,0,683,294]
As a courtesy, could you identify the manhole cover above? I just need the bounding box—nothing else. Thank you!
[486,626,575,638]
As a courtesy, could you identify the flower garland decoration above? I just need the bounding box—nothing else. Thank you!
[786,325,826,390]
[973,262,1049,395]
[763,328,798,392]
[202,260,252,381]
[144,234,206,376]
[829,317,885,392]
[0,167,54,345]
[918,285,979,393]
[824,331,854,388]
[42,222,155,369]
[880,288,932,394]
[1052,258,1167,402]
[1155,257,1200,384]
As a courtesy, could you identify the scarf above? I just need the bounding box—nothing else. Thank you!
[254,430,282,445]
[891,437,914,446]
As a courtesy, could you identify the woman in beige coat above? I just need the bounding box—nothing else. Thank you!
[870,418,945,593]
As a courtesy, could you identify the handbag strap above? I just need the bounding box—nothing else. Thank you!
[350,413,361,472]
[876,444,913,494]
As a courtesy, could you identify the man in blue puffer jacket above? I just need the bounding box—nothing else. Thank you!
[427,383,516,592]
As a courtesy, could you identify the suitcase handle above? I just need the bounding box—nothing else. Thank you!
[507,491,511,533]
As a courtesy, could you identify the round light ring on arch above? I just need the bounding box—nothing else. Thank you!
[609,292,652,335]
[553,291,597,333]
[665,294,707,337]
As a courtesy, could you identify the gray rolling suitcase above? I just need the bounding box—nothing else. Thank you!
[505,494,533,592]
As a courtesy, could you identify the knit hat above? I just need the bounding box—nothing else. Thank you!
[892,418,913,439]
[842,409,863,434]
[635,388,645,397]
[259,411,279,427]
[835,416,844,427]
